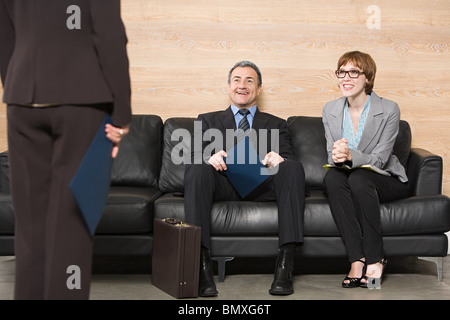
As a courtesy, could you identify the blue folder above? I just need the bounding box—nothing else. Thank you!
[225,136,270,198]
[70,115,113,235]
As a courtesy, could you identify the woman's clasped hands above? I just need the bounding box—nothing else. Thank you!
[332,138,352,164]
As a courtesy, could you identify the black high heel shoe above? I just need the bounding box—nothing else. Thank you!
[342,259,366,288]
[361,258,387,289]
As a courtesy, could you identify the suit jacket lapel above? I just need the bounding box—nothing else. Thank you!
[219,106,237,131]
[329,97,346,142]
[251,109,270,131]
[357,92,385,152]
[251,109,275,157]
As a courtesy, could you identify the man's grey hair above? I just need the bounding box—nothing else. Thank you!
[228,60,262,87]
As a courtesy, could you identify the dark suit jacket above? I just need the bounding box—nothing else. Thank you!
[0,0,131,126]
[192,106,295,163]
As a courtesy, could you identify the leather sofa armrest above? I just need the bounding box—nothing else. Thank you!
[0,151,9,194]
[406,148,443,196]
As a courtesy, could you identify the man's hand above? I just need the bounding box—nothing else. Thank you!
[262,151,284,168]
[208,150,228,171]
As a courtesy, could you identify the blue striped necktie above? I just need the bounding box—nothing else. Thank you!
[238,109,250,131]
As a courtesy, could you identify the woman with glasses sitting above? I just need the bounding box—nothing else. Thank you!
[322,51,409,289]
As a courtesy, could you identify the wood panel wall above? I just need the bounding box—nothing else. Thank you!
[1,0,449,196]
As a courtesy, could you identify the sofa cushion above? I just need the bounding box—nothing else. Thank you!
[97,186,161,234]
[0,152,9,193]
[287,116,328,191]
[393,120,411,168]
[159,117,196,193]
[0,193,14,235]
[379,195,450,235]
[111,115,163,189]
[154,193,450,237]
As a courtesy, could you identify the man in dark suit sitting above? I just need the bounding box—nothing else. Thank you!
[184,61,306,296]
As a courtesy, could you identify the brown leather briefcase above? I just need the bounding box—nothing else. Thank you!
[152,218,201,298]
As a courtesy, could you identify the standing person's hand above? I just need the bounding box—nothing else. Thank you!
[105,124,129,158]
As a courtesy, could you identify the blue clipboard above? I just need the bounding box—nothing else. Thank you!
[225,136,270,198]
[70,115,113,235]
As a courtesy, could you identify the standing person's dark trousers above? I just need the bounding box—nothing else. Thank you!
[7,104,109,300]
[184,158,305,296]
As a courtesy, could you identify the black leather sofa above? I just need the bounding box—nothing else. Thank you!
[1,114,449,281]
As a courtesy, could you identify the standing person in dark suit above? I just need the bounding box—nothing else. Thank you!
[0,0,132,299]
[184,61,306,296]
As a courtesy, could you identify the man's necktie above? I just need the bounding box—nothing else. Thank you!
[238,109,250,132]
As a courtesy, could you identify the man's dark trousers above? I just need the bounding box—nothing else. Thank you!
[184,159,305,249]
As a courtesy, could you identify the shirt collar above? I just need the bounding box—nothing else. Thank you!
[231,104,257,117]
[344,94,371,110]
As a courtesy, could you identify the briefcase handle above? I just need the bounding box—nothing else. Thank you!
[164,218,181,225]
[162,218,190,227]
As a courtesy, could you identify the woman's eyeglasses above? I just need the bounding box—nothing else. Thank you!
[335,70,365,78]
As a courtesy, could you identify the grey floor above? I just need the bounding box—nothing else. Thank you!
[1,255,450,301]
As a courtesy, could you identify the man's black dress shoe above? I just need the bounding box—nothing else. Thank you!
[198,248,218,297]
[269,248,294,295]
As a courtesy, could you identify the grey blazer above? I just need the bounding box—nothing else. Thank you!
[322,91,408,182]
